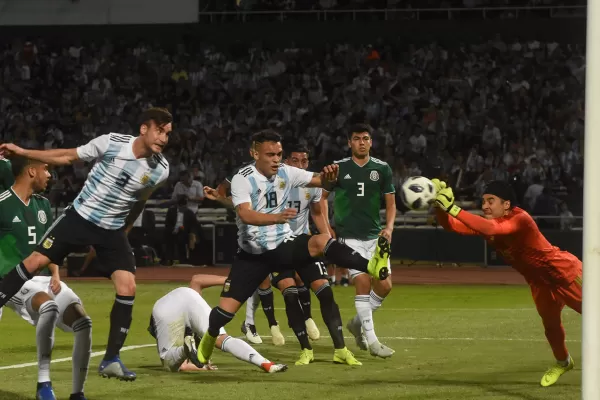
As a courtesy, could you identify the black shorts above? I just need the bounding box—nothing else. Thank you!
[271,261,329,289]
[221,234,313,302]
[36,207,136,278]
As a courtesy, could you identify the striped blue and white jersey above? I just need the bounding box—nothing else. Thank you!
[73,133,169,230]
[231,163,313,254]
[286,186,322,236]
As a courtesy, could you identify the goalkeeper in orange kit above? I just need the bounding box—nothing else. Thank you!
[433,179,580,387]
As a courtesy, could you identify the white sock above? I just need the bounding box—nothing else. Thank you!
[245,290,260,326]
[71,316,92,394]
[558,354,571,367]
[355,295,378,345]
[163,347,186,372]
[36,300,59,383]
[220,336,267,368]
[369,290,385,312]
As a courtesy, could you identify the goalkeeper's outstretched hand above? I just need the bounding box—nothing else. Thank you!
[435,187,462,217]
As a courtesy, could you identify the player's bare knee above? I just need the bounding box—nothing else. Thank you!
[310,278,329,293]
[23,252,51,274]
[62,302,88,327]
[373,276,392,297]
[277,278,295,292]
[30,291,53,312]
[259,277,271,289]
[111,271,136,296]
[308,234,330,257]
[215,334,228,349]
[353,274,371,294]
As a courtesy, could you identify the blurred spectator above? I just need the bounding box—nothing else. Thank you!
[163,196,199,265]
[171,170,205,214]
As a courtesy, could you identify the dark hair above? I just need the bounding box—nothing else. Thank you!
[11,155,37,178]
[285,144,309,158]
[251,129,282,146]
[483,180,517,208]
[139,107,173,129]
[347,123,373,140]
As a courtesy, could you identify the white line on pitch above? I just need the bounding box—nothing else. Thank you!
[0,344,155,370]
[259,335,581,343]
[274,307,538,311]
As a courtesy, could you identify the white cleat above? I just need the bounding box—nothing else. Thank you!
[368,341,395,359]
[305,318,320,341]
[242,323,263,345]
[270,324,285,346]
[346,319,368,351]
[263,362,288,373]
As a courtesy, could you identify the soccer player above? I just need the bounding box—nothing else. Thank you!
[0,156,92,400]
[195,129,390,365]
[0,107,172,381]
[268,144,361,366]
[434,179,581,387]
[321,123,396,358]
[215,152,285,346]
[148,273,287,374]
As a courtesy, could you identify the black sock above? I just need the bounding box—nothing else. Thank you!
[298,285,312,320]
[207,306,235,337]
[282,287,312,350]
[258,287,278,327]
[0,263,32,307]
[323,239,369,274]
[315,283,345,349]
[104,295,134,361]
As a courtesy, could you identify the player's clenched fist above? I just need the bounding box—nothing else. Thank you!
[276,208,298,224]
[0,143,24,158]
[321,164,339,182]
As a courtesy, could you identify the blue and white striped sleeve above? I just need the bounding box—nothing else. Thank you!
[76,134,110,162]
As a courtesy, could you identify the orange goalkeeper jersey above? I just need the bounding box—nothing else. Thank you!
[435,207,581,288]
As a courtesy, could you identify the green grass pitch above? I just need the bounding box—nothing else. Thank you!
[0,282,581,399]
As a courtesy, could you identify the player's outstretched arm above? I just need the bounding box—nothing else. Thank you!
[0,143,79,166]
[434,207,479,235]
[236,203,296,226]
[189,274,227,295]
[204,186,234,209]
[306,164,339,191]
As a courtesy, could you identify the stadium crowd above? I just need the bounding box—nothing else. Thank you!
[0,33,585,221]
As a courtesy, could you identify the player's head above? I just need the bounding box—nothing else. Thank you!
[139,107,173,154]
[285,144,310,170]
[180,170,192,186]
[347,123,373,158]
[250,129,283,177]
[11,155,50,192]
[481,180,517,219]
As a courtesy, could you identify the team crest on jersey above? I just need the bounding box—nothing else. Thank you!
[279,180,286,189]
[42,236,54,249]
[140,173,150,185]
[305,190,311,200]
[223,280,231,293]
[37,210,47,224]
[370,171,380,181]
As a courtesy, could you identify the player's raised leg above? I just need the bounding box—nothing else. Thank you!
[216,334,287,373]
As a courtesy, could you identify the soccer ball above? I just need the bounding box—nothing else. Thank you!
[400,176,436,210]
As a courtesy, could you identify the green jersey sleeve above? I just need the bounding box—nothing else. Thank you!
[382,163,395,194]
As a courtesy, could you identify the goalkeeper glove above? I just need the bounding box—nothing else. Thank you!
[431,178,446,193]
[435,187,462,217]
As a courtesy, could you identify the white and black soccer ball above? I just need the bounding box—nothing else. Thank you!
[400,176,436,211]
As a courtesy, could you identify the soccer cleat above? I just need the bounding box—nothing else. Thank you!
[305,318,320,341]
[333,347,362,366]
[261,362,288,373]
[540,357,575,387]
[36,382,56,400]
[295,349,314,366]
[367,236,390,280]
[346,319,368,351]
[241,322,263,344]
[183,335,204,368]
[369,341,395,358]
[69,393,87,400]
[197,333,217,364]
[98,356,137,381]
[270,324,285,346]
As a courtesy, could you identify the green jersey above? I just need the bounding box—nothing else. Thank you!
[0,158,14,193]
[0,189,54,278]
[329,157,395,240]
